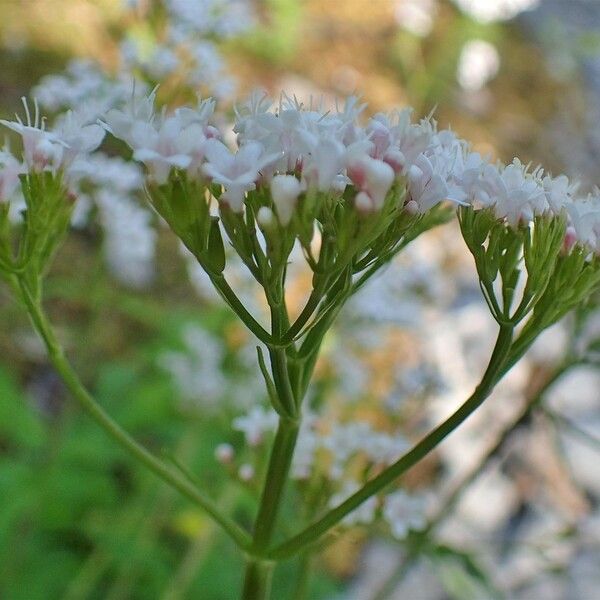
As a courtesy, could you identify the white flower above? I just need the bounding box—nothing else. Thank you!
[52,109,105,164]
[474,159,547,225]
[103,91,215,184]
[383,490,427,538]
[102,87,158,145]
[131,116,200,183]
[232,406,278,446]
[291,413,319,480]
[300,134,347,192]
[0,149,22,202]
[96,190,157,287]
[68,154,143,194]
[203,139,281,211]
[566,195,600,252]
[543,173,577,214]
[34,59,132,114]
[271,174,302,225]
[368,109,433,175]
[407,154,450,212]
[0,98,68,172]
[457,40,500,91]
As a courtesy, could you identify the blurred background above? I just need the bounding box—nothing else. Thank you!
[1,1,600,598]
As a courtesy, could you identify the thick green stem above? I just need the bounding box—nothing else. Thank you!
[241,558,274,600]
[17,279,251,550]
[252,417,300,550]
[268,324,514,560]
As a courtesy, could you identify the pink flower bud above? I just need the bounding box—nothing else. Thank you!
[215,443,235,464]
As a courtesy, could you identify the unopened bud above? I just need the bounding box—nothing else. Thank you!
[238,463,255,481]
[383,149,406,175]
[215,443,235,464]
[355,191,373,213]
[256,206,276,229]
[271,174,301,225]
[562,226,577,254]
[405,199,419,215]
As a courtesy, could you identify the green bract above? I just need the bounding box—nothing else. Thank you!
[0,172,71,298]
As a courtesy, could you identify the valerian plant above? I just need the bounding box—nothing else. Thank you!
[2,89,600,599]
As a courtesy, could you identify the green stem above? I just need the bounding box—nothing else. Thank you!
[252,417,300,551]
[372,358,574,600]
[241,558,274,600]
[282,277,330,344]
[268,324,514,560]
[292,554,313,600]
[208,272,273,346]
[17,278,251,550]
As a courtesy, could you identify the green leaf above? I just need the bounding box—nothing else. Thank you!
[0,365,44,448]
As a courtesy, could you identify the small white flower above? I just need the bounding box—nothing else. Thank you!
[52,109,105,164]
[543,173,577,214]
[407,154,449,212]
[457,40,500,91]
[300,134,347,192]
[475,159,547,225]
[0,98,68,172]
[203,139,281,211]
[102,87,158,144]
[232,406,278,446]
[383,490,427,538]
[131,116,199,183]
[566,195,600,252]
[0,149,22,202]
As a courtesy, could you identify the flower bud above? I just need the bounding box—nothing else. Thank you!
[562,225,577,254]
[271,174,301,225]
[215,443,235,464]
[238,463,255,481]
[348,155,395,210]
[355,191,373,213]
[256,206,276,229]
[405,199,419,215]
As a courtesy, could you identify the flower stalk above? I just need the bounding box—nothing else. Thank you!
[16,275,251,551]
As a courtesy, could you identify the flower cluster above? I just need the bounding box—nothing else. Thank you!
[2,88,600,271]
[92,88,600,260]
[26,0,256,287]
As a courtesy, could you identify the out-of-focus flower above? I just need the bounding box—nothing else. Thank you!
[453,0,540,23]
[457,40,500,91]
[96,190,157,287]
[383,490,427,538]
[394,0,437,37]
[232,406,278,446]
[0,149,21,202]
[0,99,68,172]
[214,443,235,464]
[329,480,378,526]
